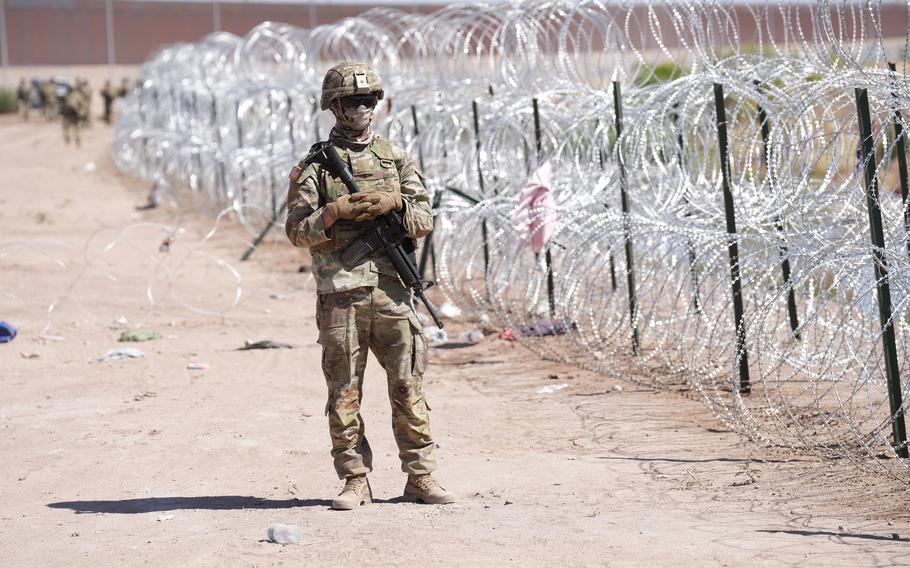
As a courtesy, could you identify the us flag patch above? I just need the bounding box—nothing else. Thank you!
[288,165,303,181]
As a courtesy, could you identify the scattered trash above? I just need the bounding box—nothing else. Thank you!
[19,352,39,359]
[423,327,448,345]
[97,348,146,362]
[731,461,760,487]
[477,313,498,334]
[238,339,294,351]
[612,384,623,392]
[498,328,517,341]
[83,162,96,172]
[439,302,462,319]
[537,383,568,394]
[0,321,17,344]
[112,315,129,328]
[513,160,558,254]
[518,319,574,337]
[156,514,175,522]
[158,236,173,253]
[267,523,303,545]
[297,264,310,273]
[464,329,484,344]
[187,362,208,370]
[119,330,162,342]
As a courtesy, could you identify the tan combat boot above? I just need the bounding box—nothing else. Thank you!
[402,474,456,504]
[331,474,372,510]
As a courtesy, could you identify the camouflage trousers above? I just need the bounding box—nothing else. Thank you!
[62,118,81,147]
[316,275,436,479]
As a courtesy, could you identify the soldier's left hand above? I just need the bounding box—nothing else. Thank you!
[350,192,402,222]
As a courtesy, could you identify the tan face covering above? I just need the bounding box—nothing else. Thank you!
[329,99,374,147]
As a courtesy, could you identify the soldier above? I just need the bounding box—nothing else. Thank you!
[101,80,114,124]
[16,79,31,121]
[41,79,58,120]
[117,78,131,98]
[76,79,92,127]
[285,63,454,510]
[61,84,87,147]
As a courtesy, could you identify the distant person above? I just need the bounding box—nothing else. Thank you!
[41,79,58,120]
[75,79,92,127]
[101,80,114,124]
[16,79,31,121]
[61,84,88,147]
[117,78,131,98]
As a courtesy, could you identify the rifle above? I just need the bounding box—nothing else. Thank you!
[304,141,445,329]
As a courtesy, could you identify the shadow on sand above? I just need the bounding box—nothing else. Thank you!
[48,495,410,514]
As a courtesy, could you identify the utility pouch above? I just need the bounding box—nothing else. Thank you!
[341,225,385,270]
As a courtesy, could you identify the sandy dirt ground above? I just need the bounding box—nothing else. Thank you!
[2,107,910,568]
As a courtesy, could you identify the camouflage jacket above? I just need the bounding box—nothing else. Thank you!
[285,136,433,294]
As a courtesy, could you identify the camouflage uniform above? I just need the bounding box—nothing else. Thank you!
[41,80,58,120]
[61,85,87,147]
[101,81,114,124]
[16,80,31,120]
[76,80,92,127]
[286,134,436,478]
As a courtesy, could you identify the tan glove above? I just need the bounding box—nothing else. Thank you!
[324,194,367,222]
[350,191,403,222]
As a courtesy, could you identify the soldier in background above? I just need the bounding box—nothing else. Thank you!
[41,79,58,120]
[16,79,31,121]
[117,78,131,98]
[101,80,114,124]
[61,83,88,147]
[75,79,92,127]
[285,63,455,510]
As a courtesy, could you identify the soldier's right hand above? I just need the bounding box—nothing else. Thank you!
[325,194,369,222]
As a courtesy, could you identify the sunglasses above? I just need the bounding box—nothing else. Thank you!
[340,95,379,109]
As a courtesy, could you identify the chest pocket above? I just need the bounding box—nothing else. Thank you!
[319,144,402,252]
[350,151,400,195]
[321,149,401,203]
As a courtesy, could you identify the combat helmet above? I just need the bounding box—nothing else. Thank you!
[320,63,384,111]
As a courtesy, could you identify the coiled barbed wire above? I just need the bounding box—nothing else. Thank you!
[106,0,910,478]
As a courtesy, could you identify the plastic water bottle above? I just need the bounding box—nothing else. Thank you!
[465,330,484,344]
[267,523,302,545]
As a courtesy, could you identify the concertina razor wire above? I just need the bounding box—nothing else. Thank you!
[108,1,910,478]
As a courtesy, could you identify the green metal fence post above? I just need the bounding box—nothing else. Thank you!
[887,62,910,259]
[613,81,639,354]
[713,83,751,394]
[754,80,800,340]
[473,99,490,277]
[532,97,557,318]
[855,87,908,458]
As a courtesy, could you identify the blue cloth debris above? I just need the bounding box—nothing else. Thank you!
[0,321,17,344]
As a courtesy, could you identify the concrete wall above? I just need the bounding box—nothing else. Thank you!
[3,0,441,66]
[3,1,907,67]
